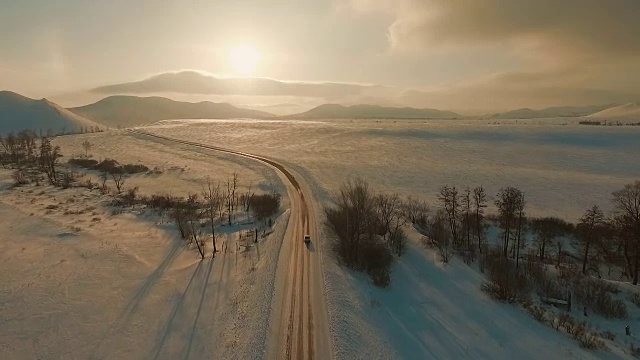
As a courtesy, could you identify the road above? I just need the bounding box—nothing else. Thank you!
[128,129,332,360]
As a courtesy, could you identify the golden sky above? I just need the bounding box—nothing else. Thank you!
[1,0,639,112]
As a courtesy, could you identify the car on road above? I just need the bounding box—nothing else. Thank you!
[304,234,311,244]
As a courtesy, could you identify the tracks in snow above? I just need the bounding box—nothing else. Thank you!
[127,129,331,360]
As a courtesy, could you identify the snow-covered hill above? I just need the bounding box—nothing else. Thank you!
[0,91,100,135]
[488,104,615,119]
[588,103,640,121]
[69,95,275,128]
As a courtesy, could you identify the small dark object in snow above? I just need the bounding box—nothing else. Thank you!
[626,326,631,336]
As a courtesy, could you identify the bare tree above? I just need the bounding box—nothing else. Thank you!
[39,137,61,185]
[473,186,488,254]
[202,177,222,255]
[530,217,572,263]
[82,140,92,158]
[462,187,472,252]
[612,181,640,284]
[428,210,452,263]
[438,185,460,248]
[495,187,523,259]
[110,167,126,194]
[576,205,606,274]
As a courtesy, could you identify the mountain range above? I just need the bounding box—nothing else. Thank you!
[1,90,639,135]
[68,95,274,128]
[282,104,461,119]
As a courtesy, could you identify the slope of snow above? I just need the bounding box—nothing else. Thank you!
[0,91,100,135]
[588,103,640,121]
[0,132,289,359]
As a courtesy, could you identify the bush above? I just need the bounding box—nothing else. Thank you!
[250,193,281,220]
[12,170,29,186]
[122,164,149,174]
[482,257,529,303]
[68,158,98,168]
[526,304,547,322]
[631,293,640,308]
[324,179,395,287]
[572,278,627,319]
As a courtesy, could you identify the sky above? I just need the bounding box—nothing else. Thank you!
[1,0,639,113]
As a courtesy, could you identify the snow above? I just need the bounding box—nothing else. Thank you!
[0,133,290,360]
[140,118,640,358]
[142,118,640,221]
[0,91,100,135]
[588,103,640,121]
[3,118,640,359]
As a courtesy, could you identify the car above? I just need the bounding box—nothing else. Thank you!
[304,234,311,244]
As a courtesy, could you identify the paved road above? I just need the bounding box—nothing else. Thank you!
[128,129,332,360]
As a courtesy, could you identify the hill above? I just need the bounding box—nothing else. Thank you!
[283,104,461,119]
[69,95,275,128]
[587,103,640,121]
[488,104,615,119]
[0,91,100,135]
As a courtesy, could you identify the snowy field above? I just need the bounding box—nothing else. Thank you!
[144,118,640,221]
[0,133,290,360]
[143,118,640,359]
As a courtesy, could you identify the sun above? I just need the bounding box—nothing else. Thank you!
[228,45,260,76]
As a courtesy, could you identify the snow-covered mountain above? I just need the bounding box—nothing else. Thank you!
[69,95,275,128]
[488,104,615,119]
[587,103,640,121]
[284,103,461,119]
[0,91,100,135]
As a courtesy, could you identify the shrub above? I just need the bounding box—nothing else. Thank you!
[122,164,149,174]
[12,170,29,186]
[631,293,640,308]
[482,257,529,303]
[526,304,547,322]
[68,158,98,168]
[572,278,627,319]
[598,330,616,341]
[250,193,281,220]
[324,178,395,287]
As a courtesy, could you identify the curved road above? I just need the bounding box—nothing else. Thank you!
[127,129,332,360]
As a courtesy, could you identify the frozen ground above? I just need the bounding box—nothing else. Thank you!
[0,133,290,360]
[142,118,640,359]
[143,118,640,221]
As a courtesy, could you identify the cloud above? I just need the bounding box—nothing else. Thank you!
[91,70,397,100]
[380,0,640,59]
[401,69,640,113]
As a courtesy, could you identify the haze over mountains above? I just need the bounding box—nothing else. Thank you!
[284,104,461,119]
[69,95,274,128]
[0,91,100,135]
[487,104,617,119]
[1,90,639,135]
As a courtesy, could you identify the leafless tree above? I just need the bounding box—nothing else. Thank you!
[462,187,472,252]
[82,140,92,158]
[39,137,61,185]
[612,181,640,284]
[576,205,606,275]
[438,185,460,247]
[110,168,126,194]
[473,186,488,254]
[495,187,524,259]
[530,217,572,263]
[202,177,223,255]
[428,210,452,263]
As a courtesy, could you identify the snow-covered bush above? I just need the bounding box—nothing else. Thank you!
[572,278,627,319]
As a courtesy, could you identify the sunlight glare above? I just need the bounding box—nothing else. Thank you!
[228,45,260,76]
